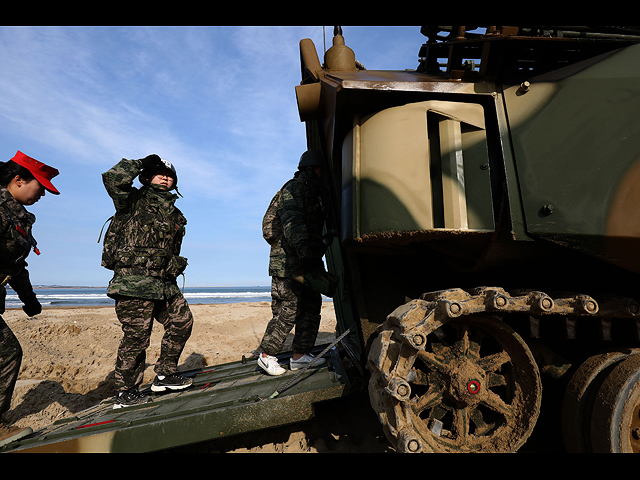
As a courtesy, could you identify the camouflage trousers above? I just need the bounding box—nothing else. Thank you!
[0,316,22,419]
[114,292,193,391]
[259,276,322,356]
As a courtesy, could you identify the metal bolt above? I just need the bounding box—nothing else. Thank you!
[517,81,531,95]
[541,204,555,216]
[539,296,554,311]
[583,299,598,313]
[444,301,463,318]
[406,439,421,452]
[467,380,481,394]
[397,384,409,397]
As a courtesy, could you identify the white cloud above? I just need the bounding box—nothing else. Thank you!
[0,26,426,286]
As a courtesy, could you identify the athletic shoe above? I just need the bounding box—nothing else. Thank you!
[258,354,286,376]
[290,353,326,371]
[113,387,152,409]
[151,374,193,392]
[0,423,32,448]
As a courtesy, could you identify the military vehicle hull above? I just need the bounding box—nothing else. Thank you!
[298,26,640,452]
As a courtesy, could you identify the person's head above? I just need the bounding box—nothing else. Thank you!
[139,158,178,191]
[298,149,324,179]
[0,151,59,205]
[150,168,175,190]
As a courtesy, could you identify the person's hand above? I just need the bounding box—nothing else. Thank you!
[22,298,41,317]
[139,154,163,170]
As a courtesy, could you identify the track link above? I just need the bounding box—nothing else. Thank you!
[367,287,640,452]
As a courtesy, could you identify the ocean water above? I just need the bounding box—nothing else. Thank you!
[4,286,273,308]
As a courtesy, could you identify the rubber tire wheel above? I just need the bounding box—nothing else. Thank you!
[561,349,639,452]
[590,353,640,453]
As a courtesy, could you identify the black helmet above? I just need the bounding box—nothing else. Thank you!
[139,157,178,188]
[298,150,323,169]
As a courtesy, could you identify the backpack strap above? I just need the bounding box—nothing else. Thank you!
[97,215,114,244]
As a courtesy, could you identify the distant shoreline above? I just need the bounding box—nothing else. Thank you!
[22,285,269,290]
[32,285,106,289]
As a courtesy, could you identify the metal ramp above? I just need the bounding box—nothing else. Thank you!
[2,346,350,453]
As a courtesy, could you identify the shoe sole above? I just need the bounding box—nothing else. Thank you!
[150,383,192,392]
[258,361,286,376]
[112,399,152,409]
[290,360,327,371]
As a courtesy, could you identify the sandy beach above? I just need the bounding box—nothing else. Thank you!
[1,301,391,453]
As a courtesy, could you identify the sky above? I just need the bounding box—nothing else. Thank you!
[0,26,427,287]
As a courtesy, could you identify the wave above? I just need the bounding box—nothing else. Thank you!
[4,287,274,307]
[183,292,270,298]
[17,294,110,300]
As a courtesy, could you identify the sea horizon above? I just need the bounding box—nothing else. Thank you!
[4,285,274,308]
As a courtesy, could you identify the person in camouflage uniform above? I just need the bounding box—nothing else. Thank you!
[258,150,329,376]
[0,151,59,447]
[102,155,193,408]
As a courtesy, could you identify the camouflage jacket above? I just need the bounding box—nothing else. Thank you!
[102,158,188,301]
[0,187,39,310]
[268,170,327,278]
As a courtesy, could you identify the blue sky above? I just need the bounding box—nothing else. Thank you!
[0,26,426,287]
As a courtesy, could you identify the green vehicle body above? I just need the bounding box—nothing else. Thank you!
[300,26,640,453]
[302,27,640,347]
[6,26,640,453]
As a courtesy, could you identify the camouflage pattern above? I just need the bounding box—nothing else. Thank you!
[102,159,188,301]
[259,276,322,356]
[0,187,40,418]
[0,316,22,418]
[267,169,328,278]
[259,169,327,356]
[0,187,40,311]
[113,293,193,391]
[0,187,37,278]
[103,158,193,392]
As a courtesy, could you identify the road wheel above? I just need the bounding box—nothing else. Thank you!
[561,349,638,452]
[590,353,640,452]
[368,313,541,452]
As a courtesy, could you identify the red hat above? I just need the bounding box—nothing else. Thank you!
[10,150,60,194]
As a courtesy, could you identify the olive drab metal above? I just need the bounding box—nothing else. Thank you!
[8,26,640,453]
[296,26,640,453]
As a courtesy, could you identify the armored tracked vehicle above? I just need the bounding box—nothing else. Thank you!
[5,26,640,453]
[297,26,640,452]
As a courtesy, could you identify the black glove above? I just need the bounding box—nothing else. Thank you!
[8,269,41,317]
[22,297,41,317]
[139,154,163,171]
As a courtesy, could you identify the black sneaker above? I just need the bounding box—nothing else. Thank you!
[113,387,152,409]
[151,374,193,392]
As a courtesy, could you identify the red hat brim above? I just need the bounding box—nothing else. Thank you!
[10,151,60,195]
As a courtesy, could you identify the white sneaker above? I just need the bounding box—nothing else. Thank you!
[290,353,326,371]
[258,354,286,376]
